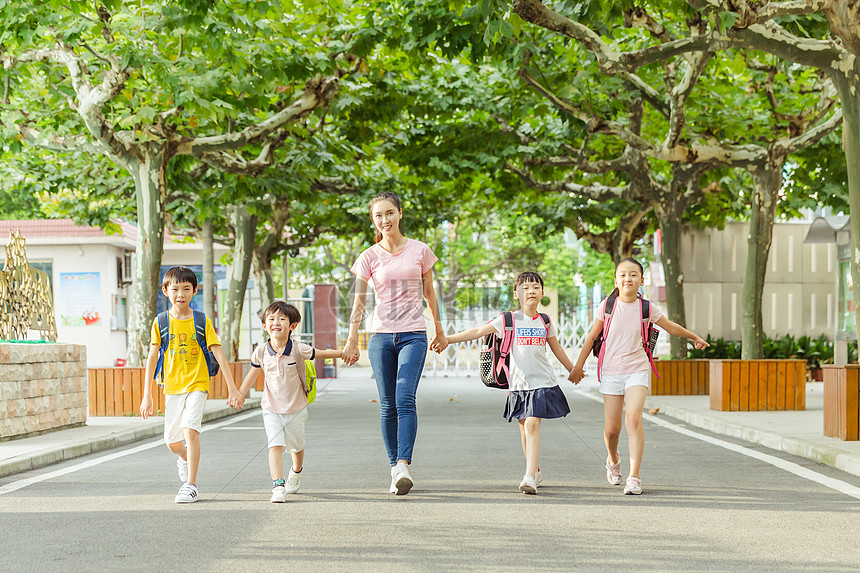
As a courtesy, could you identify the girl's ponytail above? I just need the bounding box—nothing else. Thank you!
[608,287,620,298]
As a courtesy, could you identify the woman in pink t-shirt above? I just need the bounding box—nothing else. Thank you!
[570,258,708,495]
[342,192,447,495]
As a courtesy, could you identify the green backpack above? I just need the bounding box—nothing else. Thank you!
[294,356,317,405]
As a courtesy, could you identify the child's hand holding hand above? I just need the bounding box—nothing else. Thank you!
[691,336,709,350]
[430,332,448,354]
[227,389,243,409]
[568,366,585,384]
[342,340,360,366]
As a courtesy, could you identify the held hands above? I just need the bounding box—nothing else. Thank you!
[430,332,448,354]
[568,366,585,385]
[227,390,244,410]
[342,340,360,366]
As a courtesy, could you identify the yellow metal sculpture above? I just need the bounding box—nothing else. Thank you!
[0,229,57,341]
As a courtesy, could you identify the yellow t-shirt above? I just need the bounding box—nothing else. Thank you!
[151,313,220,395]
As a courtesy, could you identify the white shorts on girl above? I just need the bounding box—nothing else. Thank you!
[262,408,308,452]
[599,369,651,396]
[164,390,208,445]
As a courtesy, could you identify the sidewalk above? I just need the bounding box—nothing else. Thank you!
[2,372,860,480]
[0,395,260,479]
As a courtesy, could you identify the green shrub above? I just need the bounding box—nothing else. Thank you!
[687,333,834,367]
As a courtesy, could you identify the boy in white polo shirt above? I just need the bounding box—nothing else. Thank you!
[236,301,343,502]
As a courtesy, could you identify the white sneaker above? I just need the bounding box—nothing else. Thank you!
[606,453,622,485]
[174,482,198,503]
[391,461,413,495]
[270,485,287,503]
[176,457,188,483]
[624,476,642,495]
[519,474,537,494]
[535,468,543,488]
[285,469,302,494]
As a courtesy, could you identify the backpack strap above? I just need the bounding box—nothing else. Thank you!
[537,312,551,334]
[596,296,618,383]
[192,310,208,352]
[639,299,661,379]
[153,311,170,383]
[496,311,515,381]
[292,341,310,395]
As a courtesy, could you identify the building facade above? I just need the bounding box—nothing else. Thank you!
[661,220,835,340]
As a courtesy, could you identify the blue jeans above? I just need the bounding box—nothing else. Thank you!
[367,331,428,465]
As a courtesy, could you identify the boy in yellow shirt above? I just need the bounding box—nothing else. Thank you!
[140,266,241,503]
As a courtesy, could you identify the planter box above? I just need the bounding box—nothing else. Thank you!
[709,359,806,411]
[88,361,259,416]
[822,365,860,441]
[651,359,710,395]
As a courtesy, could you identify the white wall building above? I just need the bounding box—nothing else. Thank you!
[0,219,239,367]
[654,220,835,340]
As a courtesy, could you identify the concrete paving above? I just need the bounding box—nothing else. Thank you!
[641,381,860,477]
[1,368,858,572]
[2,371,859,481]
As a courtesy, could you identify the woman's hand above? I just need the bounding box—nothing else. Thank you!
[430,332,448,354]
[342,339,360,366]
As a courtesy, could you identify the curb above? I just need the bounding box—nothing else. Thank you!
[0,398,261,479]
[645,398,860,478]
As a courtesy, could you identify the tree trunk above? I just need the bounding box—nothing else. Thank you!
[741,165,780,359]
[253,249,276,315]
[222,206,257,361]
[282,253,290,300]
[834,74,860,345]
[202,218,216,329]
[125,146,167,366]
[658,206,688,358]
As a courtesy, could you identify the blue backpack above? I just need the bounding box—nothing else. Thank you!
[153,310,220,386]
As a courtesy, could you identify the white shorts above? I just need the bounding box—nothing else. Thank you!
[599,370,651,396]
[164,391,208,445]
[262,408,308,452]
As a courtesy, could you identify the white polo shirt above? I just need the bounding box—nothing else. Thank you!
[251,339,315,414]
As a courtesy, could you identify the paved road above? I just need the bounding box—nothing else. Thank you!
[2,374,859,572]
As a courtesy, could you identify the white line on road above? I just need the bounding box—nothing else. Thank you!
[576,390,860,500]
[0,410,261,496]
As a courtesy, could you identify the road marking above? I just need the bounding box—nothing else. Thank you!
[0,410,260,496]
[576,391,860,500]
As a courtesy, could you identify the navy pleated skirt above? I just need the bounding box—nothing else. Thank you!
[503,385,570,422]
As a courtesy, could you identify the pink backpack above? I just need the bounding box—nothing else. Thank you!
[594,296,660,382]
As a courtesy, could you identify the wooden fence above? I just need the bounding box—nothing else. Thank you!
[822,365,860,441]
[88,362,261,416]
[709,359,806,411]
[651,359,710,395]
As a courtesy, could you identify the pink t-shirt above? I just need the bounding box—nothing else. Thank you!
[350,239,438,333]
[598,297,663,375]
